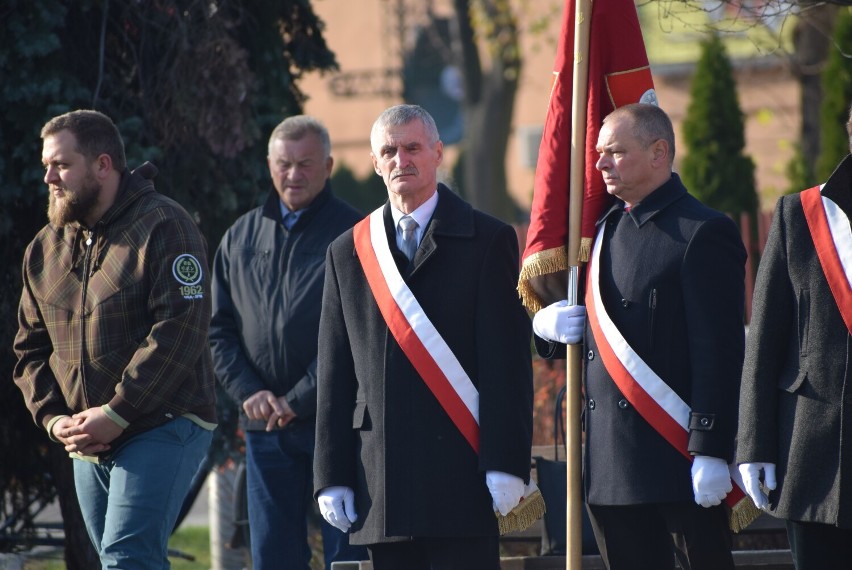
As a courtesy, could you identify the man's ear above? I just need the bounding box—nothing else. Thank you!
[94,153,113,180]
[651,139,669,166]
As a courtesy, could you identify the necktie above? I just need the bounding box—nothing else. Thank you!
[399,215,419,261]
[283,211,299,230]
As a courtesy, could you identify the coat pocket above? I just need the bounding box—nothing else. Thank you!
[778,369,807,394]
[352,400,371,430]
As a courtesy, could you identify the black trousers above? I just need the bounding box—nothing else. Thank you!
[786,519,852,570]
[367,536,500,570]
[587,501,734,570]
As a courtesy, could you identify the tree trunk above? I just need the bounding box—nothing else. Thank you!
[793,2,838,172]
[452,0,521,222]
[463,70,520,221]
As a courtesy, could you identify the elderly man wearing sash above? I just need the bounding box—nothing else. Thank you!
[313,104,533,569]
[737,105,852,568]
[534,103,746,569]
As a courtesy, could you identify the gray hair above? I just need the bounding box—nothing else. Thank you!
[41,109,127,172]
[604,103,675,163]
[268,115,331,158]
[370,105,440,149]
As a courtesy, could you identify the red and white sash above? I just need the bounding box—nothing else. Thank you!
[353,208,481,452]
[584,223,747,508]
[801,185,852,336]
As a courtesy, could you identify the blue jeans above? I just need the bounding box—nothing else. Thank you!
[245,424,367,570]
[73,418,212,570]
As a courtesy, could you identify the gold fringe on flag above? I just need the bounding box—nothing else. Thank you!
[729,494,763,533]
[578,236,594,264]
[517,246,570,313]
[496,481,547,536]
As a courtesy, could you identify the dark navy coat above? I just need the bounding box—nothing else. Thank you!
[314,185,533,544]
[210,184,362,426]
[583,175,746,506]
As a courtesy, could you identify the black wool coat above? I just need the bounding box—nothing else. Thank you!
[737,155,852,528]
[582,175,746,506]
[314,185,533,544]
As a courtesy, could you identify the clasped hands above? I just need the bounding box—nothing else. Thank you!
[533,301,586,345]
[243,389,297,431]
[317,471,525,533]
[52,407,124,456]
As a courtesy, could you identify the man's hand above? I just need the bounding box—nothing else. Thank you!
[738,462,776,510]
[691,455,733,507]
[266,397,297,431]
[533,301,586,345]
[317,486,357,533]
[243,390,284,423]
[61,408,123,455]
[486,471,524,516]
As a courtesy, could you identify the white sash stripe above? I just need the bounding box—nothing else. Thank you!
[589,224,691,430]
[820,192,852,291]
[368,208,480,423]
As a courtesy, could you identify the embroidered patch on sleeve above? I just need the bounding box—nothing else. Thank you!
[172,253,204,299]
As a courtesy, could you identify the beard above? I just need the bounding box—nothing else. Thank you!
[47,171,101,227]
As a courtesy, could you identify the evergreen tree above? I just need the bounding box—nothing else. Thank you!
[680,33,758,222]
[816,7,852,181]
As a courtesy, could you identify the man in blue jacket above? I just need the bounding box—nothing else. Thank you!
[210,115,367,570]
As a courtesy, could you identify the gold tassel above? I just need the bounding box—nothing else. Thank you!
[517,247,571,313]
[496,482,547,535]
[729,495,763,533]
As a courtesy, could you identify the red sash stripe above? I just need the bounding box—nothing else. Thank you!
[801,186,852,337]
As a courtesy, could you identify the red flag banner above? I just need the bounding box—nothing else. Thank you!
[518,0,656,312]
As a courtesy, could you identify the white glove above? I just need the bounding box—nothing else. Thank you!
[691,456,733,508]
[738,462,776,511]
[486,470,524,516]
[533,301,586,345]
[317,486,357,533]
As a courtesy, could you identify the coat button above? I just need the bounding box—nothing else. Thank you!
[587,350,595,360]
[588,399,596,410]
[621,298,629,308]
[700,417,710,427]
[618,399,629,410]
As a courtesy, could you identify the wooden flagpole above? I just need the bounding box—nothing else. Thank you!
[566,1,592,569]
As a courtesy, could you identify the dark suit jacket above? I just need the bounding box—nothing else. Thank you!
[314,185,533,544]
[737,155,852,528]
[582,174,746,506]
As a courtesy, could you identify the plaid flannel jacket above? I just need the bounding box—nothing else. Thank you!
[13,163,217,449]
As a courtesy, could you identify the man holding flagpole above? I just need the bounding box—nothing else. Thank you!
[313,104,536,569]
[534,103,746,569]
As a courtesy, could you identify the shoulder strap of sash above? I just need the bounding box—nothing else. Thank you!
[352,209,480,452]
[801,185,852,336]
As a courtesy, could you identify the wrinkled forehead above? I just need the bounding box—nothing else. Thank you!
[371,120,432,151]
